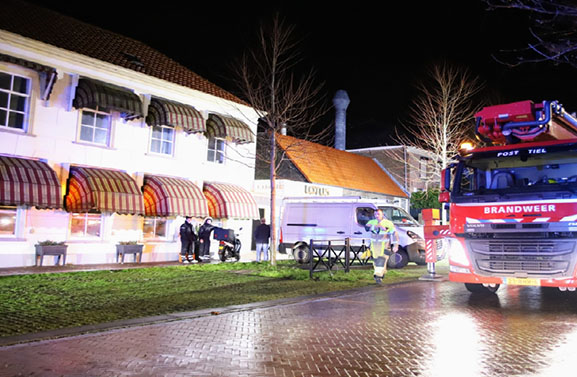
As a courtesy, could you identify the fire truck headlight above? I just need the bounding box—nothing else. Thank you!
[449,239,470,267]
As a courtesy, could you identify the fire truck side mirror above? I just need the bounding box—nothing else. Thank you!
[439,168,451,203]
[440,168,451,191]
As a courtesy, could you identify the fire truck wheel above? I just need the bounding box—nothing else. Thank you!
[387,248,409,269]
[465,283,500,294]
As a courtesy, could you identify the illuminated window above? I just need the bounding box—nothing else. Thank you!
[78,107,111,146]
[70,213,102,238]
[143,217,168,238]
[0,206,17,236]
[419,157,429,179]
[0,71,30,131]
[149,125,174,155]
[207,137,225,164]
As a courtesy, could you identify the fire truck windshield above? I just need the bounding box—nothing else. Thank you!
[453,147,577,201]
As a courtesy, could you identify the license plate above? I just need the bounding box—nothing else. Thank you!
[505,277,541,286]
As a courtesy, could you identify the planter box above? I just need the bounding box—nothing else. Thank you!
[35,245,68,266]
[116,244,143,264]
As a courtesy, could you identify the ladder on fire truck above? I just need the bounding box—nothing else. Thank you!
[475,100,577,145]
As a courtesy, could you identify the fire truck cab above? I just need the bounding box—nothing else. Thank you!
[440,100,577,293]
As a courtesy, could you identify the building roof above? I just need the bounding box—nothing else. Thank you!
[0,0,246,105]
[276,134,408,198]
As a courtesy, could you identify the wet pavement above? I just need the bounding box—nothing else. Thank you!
[2,279,577,377]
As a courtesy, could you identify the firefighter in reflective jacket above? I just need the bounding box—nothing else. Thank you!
[362,209,399,284]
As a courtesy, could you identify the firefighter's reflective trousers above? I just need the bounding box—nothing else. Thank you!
[370,240,390,278]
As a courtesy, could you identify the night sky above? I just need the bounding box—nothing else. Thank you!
[24,0,577,148]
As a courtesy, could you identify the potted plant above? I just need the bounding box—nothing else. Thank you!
[35,240,68,266]
[116,241,143,263]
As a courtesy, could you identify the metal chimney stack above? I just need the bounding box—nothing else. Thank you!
[333,90,350,150]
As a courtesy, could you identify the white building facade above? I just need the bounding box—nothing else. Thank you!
[0,4,260,267]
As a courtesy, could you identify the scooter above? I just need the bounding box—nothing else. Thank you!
[215,227,242,262]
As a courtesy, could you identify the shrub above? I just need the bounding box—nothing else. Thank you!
[35,240,66,246]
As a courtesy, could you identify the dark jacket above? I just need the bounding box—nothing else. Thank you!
[198,222,214,240]
[254,223,271,243]
[180,221,197,244]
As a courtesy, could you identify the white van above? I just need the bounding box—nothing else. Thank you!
[279,196,446,268]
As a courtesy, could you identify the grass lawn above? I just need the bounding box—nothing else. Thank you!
[0,261,439,337]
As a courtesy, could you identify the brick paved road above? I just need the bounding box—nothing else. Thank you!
[2,280,577,377]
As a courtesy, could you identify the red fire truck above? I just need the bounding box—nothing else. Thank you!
[440,100,577,293]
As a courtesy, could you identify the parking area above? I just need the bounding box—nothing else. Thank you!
[2,278,577,377]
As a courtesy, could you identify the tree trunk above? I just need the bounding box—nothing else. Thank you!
[269,132,277,266]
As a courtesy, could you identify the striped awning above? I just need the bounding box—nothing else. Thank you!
[65,167,144,215]
[0,53,57,101]
[146,97,206,134]
[73,78,144,120]
[206,114,254,144]
[143,175,209,217]
[0,156,62,209]
[203,182,259,220]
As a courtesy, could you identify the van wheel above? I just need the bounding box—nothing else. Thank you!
[387,248,409,269]
[292,244,310,264]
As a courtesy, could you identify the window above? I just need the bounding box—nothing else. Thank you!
[149,125,175,155]
[419,157,429,179]
[78,107,111,146]
[458,166,479,193]
[0,206,17,236]
[207,137,225,164]
[70,213,102,238]
[379,206,418,226]
[356,207,375,227]
[143,217,168,238]
[0,71,30,131]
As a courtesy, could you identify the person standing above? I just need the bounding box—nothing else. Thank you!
[179,216,197,263]
[363,209,399,284]
[198,217,215,261]
[254,218,271,262]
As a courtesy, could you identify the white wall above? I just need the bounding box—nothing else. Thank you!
[0,32,258,267]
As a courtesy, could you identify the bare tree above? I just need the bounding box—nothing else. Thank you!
[484,0,577,67]
[231,14,329,265]
[396,62,484,173]
[394,63,484,221]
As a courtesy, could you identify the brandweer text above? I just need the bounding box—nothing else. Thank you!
[484,204,556,214]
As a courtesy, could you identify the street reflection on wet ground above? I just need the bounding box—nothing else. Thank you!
[1,281,577,376]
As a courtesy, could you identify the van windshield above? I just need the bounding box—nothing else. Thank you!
[452,143,577,202]
[379,206,419,226]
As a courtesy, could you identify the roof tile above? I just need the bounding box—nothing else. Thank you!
[0,0,246,105]
[277,134,407,198]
